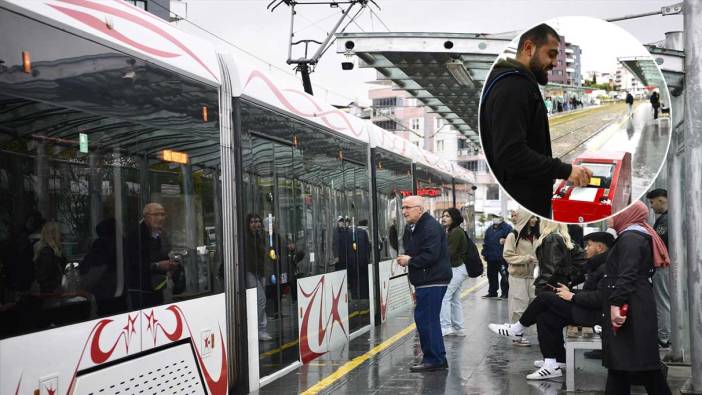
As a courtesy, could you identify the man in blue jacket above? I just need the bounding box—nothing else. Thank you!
[397,196,453,372]
[482,216,513,299]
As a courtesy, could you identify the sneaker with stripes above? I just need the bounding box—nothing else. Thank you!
[526,366,563,380]
[488,323,523,338]
[533,360,567,369]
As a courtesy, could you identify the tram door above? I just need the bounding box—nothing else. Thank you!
[341,161,371,333]
[241,134,300,378]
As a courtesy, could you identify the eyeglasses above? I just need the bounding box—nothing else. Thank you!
[401,205,420,210]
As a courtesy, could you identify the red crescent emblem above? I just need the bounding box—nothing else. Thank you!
[162,305,184,341]
[90,319,124,364]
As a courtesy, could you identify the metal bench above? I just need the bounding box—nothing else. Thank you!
[565,337,602,392]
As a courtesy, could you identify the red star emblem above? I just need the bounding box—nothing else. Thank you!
[144,310,158,332]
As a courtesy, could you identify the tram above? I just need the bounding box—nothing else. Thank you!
[0,1,475,393]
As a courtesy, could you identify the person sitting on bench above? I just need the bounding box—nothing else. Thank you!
[487,231,615,380]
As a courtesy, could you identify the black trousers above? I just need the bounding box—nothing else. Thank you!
[487,259,509,297]
[520,292,574,363]
[605,369,671,395]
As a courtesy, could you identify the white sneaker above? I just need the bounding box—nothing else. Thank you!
[452,329,466,337]
[526,366,563,380]
[533,360,566,369]
[259,332,274,341]
[441,327,455,337]
[488,323,523,338]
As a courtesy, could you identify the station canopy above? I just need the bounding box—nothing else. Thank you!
[336,32,512,146]
[618,56,669,91]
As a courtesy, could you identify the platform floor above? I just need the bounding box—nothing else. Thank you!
[253,277,689,395]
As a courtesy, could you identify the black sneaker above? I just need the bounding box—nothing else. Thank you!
[481,293,498,299]
[499,294,508,299]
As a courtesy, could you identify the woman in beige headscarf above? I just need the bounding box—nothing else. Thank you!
[503,208,540,346]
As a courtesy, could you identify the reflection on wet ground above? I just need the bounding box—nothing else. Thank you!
[557,102,670,202]
[254,276,688,394]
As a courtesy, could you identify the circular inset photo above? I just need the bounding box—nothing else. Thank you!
[478,16,671,223]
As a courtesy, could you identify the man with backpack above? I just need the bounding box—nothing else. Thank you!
[479,23,591,218]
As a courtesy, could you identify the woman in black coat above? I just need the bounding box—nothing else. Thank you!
[600,201,671,394]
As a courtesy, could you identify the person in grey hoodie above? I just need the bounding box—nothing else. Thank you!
[479,23,591,218]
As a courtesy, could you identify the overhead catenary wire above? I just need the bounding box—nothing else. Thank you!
[147,0,358,102]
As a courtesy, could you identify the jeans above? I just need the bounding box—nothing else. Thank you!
[246,272,267,333]
[440,265,468,331]
[652,267,671,342]
[487,259,509,297]
[415,286,448,366]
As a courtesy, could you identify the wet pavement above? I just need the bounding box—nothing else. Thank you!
[558,102,670,201]
[253,276,689,394]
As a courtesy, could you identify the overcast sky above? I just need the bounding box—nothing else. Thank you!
[176,0,683,105]
[503,16,656,74]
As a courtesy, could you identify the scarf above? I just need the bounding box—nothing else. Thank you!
[612,201,670,268]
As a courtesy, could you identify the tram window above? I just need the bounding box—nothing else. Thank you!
[0,96,222,339]
[415,165,453,220]
[374,151,412,261]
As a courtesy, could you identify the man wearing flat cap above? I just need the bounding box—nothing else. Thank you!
[646,188,671,348]
[487,231,615,379]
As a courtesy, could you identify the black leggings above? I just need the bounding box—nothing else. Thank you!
[519,291,572,327]
[605,369,671,395]
[519,292,574,363]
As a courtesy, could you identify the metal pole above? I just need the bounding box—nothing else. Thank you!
[666,89,690,363]
[667,126,689,363]
[683,0,702,392]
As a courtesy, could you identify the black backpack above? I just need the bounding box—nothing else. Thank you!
[462,230,484,278]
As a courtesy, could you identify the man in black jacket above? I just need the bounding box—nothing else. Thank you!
[480,23,592,218]
[646,188,670,348]
[126,203,176,309]
[488,231,614,380]
[397,196,453,372]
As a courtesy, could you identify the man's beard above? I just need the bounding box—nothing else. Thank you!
[529,56,550,85]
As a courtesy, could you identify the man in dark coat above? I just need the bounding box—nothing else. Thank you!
[488,231,614,380]
[397,196,452,372]
[481,216,512,298]
[126,203,175,309]
[625,92,635,118]
[646,188,670,348]
[650,91,661,119]
[479,23,592,218]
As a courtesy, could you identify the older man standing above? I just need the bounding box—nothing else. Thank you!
[397,195,453,372]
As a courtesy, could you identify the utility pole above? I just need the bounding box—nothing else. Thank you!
[267,0,379,95]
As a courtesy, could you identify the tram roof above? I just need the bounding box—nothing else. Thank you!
[1,0,222,86]
[335,32,512,147]
[0,0,473,184]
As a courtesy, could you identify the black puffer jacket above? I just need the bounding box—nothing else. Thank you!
[402,212,452,287]
[479,58,572,218]
[570,251,608,325]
